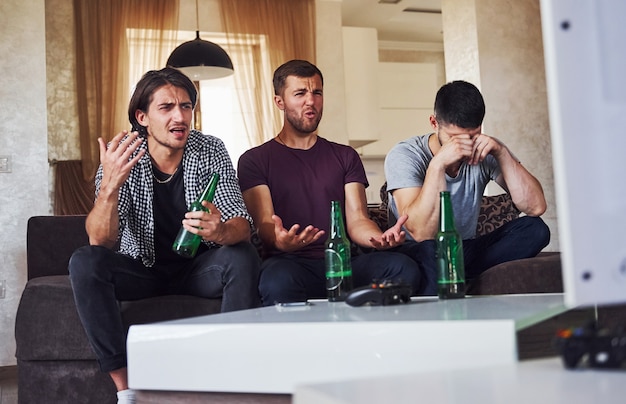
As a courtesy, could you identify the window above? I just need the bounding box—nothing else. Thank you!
[198,76,249,164]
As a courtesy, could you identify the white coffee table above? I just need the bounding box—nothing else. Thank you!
[127,294,567,394]
[294,357,626,404]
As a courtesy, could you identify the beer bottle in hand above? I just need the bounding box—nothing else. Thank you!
[172,173,220,258]
[436,191,466,299]
[325,200,354,301]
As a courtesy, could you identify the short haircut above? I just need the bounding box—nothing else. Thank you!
[128,67,197,136]
[272,59,323,96]
[433,80,485,129]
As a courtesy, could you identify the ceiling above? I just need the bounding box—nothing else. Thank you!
[340,0,443,43]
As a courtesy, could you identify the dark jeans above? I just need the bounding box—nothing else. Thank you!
[68,242,261,372]
[258,251,422,305]
[394,216,551,295]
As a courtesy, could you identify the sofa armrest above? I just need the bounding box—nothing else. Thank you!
[466,252,562,295]
[27,215,88,280]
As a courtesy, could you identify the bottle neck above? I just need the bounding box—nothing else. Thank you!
[198,173,220,203]
[439,191,456,232]
[329,201,348,239]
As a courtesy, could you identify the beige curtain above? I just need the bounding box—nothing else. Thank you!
[218,0,316,146]
[73,0,180,181]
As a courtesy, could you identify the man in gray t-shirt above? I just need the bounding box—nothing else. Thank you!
[385,81,550,294]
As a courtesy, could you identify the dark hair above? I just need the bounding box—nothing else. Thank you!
[272,59,323,95]
[433,80,485,129]
[128,67,197,136]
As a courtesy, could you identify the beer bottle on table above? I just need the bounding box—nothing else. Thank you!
[325,200,354,301]
[172,173,220,258]
[436,191,466,299]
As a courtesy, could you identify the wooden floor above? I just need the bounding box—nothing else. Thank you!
[0,365,17,404]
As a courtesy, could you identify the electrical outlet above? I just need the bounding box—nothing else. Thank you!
[0,155,11,173]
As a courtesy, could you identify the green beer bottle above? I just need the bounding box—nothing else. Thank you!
[172,173,220,258]
[436,191,466,299]
[324,200,354,301]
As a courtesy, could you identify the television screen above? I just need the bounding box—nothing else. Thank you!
[540,0,626,308]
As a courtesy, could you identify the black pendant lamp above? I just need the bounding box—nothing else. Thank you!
[167,0,234,80]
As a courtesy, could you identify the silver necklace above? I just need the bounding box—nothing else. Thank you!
[152,166,178,184]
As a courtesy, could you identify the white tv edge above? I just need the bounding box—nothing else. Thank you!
[540,0,626,308]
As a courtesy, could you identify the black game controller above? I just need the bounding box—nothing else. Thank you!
[554,322,626,369]
[345,280,412,307]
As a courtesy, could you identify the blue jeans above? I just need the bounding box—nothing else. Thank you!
[68,242,261,372]
[258,251,422,305]
[393,216,551,295]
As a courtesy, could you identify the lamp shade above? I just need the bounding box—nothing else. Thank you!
[167,31,234,80]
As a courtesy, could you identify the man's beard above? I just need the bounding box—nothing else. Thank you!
[148,131,187,151]
[285,110,322,134]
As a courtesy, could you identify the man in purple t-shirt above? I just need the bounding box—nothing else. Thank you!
[238,59,422,305]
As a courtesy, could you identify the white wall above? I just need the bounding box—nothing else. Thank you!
[0,0,50,366]
[359,61,438,157]
[315,0,349,145]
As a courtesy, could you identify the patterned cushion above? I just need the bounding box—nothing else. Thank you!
[368,206,389,232]
[476,193,520,236]
[371,182,390,230]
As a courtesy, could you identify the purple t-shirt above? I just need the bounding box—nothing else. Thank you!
[238,136,368,258]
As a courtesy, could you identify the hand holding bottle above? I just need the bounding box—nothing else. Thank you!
[180,201,224,241]
[172,173,219,258]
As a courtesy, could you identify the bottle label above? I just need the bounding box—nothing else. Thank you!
[324,249,352,277]
[325,249,351,299]
[436,234,466,298]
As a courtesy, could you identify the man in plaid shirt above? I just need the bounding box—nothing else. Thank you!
[68,67,261,404]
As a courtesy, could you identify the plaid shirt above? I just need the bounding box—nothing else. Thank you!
[94,130,252,267]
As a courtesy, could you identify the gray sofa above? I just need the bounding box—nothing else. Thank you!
[14,195,563,403]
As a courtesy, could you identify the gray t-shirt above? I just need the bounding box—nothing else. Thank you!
[384,133,501,239]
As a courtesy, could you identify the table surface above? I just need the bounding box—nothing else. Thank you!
[153,293,567,330]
